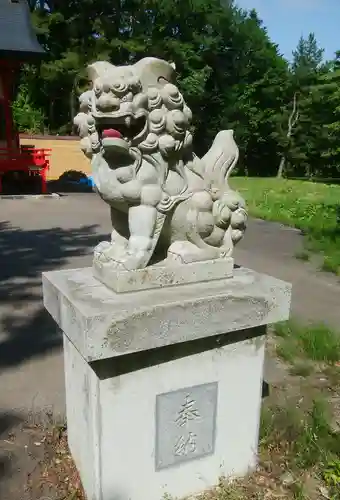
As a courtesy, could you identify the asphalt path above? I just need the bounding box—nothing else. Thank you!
[0,194,339,416]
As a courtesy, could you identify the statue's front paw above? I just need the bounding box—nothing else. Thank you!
[94,236,151,271]
[113,250,147,271]
[94,241,111,262]
[94,241,128,264]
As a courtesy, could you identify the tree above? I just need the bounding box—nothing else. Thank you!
[316,53,340,177]
[277,92,299,178]
[12,81,45,134]
[292,33,324,81]
[278,33,326,178]
[14,0,306,179]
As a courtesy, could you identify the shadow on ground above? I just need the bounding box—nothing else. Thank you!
[0,221,104,369]
[47,179,94,193]
[1,171,94,195]
[1,172,45,196]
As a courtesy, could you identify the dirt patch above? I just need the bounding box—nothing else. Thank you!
[0,417,84,500]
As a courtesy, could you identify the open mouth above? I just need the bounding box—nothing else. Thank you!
[97,115,147,144]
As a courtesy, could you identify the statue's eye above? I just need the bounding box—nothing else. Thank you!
[111,81,128,95]
[121,92,133,103]
[128,77,141,93]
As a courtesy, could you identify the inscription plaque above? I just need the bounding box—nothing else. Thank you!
[155,382,218,470]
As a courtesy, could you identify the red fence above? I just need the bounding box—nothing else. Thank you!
[0,147,51,193]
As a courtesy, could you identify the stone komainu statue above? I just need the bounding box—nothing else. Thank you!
[74,57,247,272]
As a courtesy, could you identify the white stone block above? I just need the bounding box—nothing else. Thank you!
[93,256,234,293]
[43,267,291,500]
[42,266,291,363]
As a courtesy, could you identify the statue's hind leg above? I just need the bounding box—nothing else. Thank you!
[167,240,220,263]
[167,192,222,263]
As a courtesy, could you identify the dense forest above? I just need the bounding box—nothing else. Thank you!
[13,0,340,178]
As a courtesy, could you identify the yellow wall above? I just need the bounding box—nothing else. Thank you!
[20,135,92,180]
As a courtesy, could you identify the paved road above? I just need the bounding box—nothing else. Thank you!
[0,194,339,416]
[236,218,340,329]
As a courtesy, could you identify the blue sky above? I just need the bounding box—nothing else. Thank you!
[236,0,340,61]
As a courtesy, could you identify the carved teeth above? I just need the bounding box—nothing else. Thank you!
[125,116,131,127]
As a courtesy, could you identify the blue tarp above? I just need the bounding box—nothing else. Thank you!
[67,176,96,188]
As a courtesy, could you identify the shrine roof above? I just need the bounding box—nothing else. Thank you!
[0,0,45,61]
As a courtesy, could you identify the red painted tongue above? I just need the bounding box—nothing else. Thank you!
[102,129,122,139]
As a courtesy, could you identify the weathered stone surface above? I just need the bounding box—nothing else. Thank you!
[63,326,267,500]
[43,262,291,500]
[93,256,234,292]
[43,266,291,362]
[73,57,247,279]
[155,382,218,470]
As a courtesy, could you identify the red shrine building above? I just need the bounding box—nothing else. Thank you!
[0,0,50,193]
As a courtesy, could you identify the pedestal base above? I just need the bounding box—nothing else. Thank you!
[64,327,265,500]
[43,266,291,500]
[93,256,234,293]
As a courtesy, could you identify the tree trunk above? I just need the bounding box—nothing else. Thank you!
[277,155,286,179]
[49,99,54,131]
[277,93,299,178]
[70,91,75,134]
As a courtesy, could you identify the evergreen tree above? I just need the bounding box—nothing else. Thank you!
[292,33,324,82]
[14,1,338,180]
[317,53,340,177]
[280,33,327,178]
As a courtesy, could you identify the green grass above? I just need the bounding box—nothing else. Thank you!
[198,316,340,500]
[323,459,340,490]
[274,320,340,364]
[261,397,340,468]
[202,397,340,500]
[229,177,340,275]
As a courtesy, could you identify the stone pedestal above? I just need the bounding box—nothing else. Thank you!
[43,266,291,500]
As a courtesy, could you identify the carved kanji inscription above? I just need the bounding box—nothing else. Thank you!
[155,382,218,470]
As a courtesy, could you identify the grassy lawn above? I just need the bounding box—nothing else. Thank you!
[229,177,340,275]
